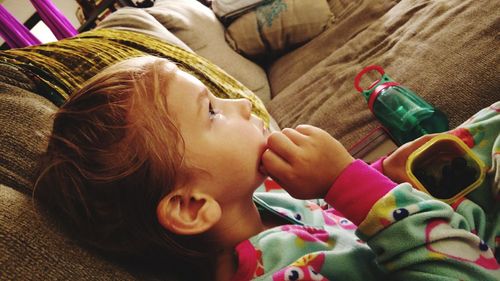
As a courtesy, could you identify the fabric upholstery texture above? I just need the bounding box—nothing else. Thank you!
[266,0,500,148]
[0,82,56,193]
[95,7,193,51]
[0,184,173,281]
[0,62,37,92]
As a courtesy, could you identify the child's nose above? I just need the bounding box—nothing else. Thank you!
[232,98,252,119]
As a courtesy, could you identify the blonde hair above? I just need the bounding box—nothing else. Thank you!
[34,56,212,277]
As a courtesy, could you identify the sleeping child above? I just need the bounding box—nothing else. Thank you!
[34,55,500,280]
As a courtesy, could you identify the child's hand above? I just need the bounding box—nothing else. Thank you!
[383,134,437,184]
[261,125,354,199]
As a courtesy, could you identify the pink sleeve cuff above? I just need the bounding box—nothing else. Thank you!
[369,156,387,173]
[325,159,397,225]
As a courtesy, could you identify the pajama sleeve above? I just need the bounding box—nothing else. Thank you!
[325,160,500,280]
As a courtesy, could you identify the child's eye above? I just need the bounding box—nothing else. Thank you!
[208,101,220,119]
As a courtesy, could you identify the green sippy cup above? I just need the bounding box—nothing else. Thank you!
[354,65,449,145]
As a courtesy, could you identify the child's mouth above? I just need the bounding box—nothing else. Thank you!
[258,160,268,176]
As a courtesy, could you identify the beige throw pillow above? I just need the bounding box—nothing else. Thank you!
[226,0,333,58]
[96,7,192,51]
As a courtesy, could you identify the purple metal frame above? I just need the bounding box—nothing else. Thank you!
[0,0,78,49]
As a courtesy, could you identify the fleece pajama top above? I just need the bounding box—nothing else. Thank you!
[231,102,500,281]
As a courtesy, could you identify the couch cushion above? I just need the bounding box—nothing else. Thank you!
[268,0,393,96]
[95,7,192,51]
[0,184,178,280]
[0,62,37,92]
[144,0,272,103]
[266,0,500,148]
[0,82,56,193]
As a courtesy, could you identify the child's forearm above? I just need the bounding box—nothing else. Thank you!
[324,159,396,225]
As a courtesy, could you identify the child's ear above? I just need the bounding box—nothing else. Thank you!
[156,191,222,235]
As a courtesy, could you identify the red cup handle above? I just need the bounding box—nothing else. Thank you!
[354,65,385,92]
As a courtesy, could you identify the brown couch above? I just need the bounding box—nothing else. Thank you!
[1,0,498,280]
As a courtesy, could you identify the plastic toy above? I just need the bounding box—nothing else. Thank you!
[406,134,485,203]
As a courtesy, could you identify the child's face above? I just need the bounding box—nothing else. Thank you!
[164,67,270,202]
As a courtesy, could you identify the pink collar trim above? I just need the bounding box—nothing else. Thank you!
[230,240,257,281]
